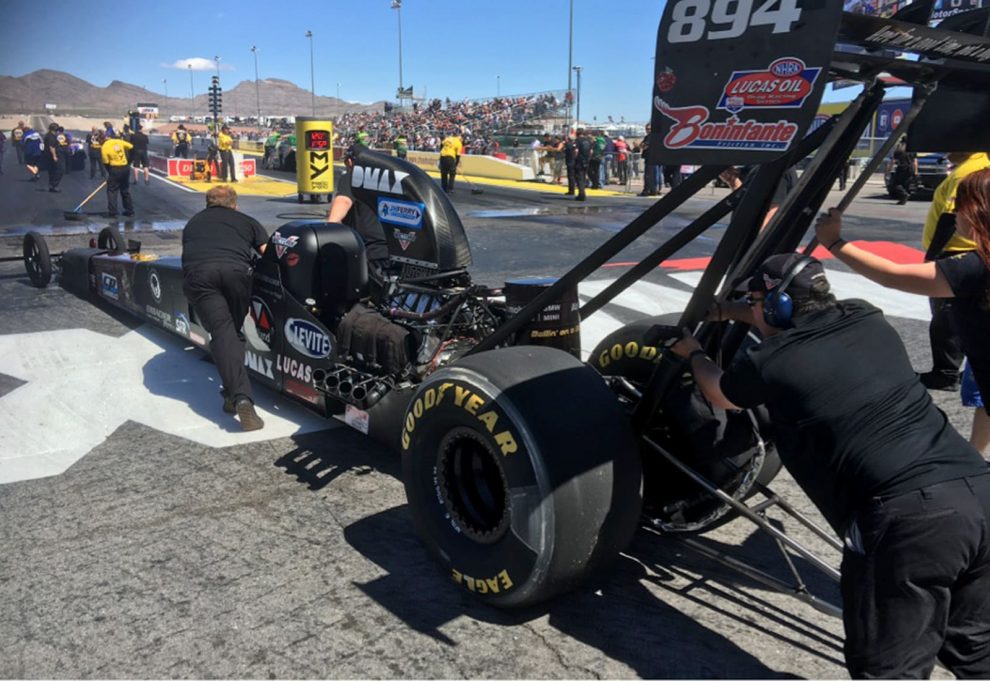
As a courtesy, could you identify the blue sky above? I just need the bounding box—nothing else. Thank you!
[0,0,672,122]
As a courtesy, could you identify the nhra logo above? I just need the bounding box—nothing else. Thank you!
[718,58,821,113]
[284,318,332,359]
[655,99,799,152]
[149,270,162,303]
[271,231,299,259]
[100,273,119,300]
[377,197,425,229]
[249,297,274,348]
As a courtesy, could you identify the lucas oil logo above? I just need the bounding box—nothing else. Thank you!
[271,231,299,259]
[655,98,798,152]
[284,318,332,359]
[718,58,821,113]
[377,197,425,229]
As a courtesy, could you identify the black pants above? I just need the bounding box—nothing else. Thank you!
[89,153,106,179]
[663,165,682,188]
[175,144,189,159]
[588,159,601,189]
[14,144,24,165]
[565,162,576,194]
[841,474,990,678]
[644,164,660,194]
[48,155,63,189]
[928,297,964,379]
[574,162,588,199]
[891,168,914,203]
[439,155,457,191]
[107,165,133,216]
[183,266,254,403]
[219,149,237,181]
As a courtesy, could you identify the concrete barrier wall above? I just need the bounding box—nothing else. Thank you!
[401,150,535,181]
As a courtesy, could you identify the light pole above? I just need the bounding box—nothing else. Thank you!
[567,0,574,130]
[573,65,583,127]
[497,74,500,97]
[391,0,404,105]
[336,82,341,117]
[305,30,315,116]
[251,45,262,129]
[162,78,167,118]
[188,64,194,118]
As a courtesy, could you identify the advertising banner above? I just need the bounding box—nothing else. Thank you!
[649,0,844,166]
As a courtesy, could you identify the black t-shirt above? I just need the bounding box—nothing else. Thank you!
[938,251,990,397]
[721,299,987,534]
[894,149,915,172]
[181,206,268,272]
[574,137,592,164]
[130,131,149,152]
[334,169,389,262]
[44,131,61,156]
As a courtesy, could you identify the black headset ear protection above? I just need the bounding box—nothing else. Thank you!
[762,256,814,328]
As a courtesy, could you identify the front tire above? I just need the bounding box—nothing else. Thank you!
[402,346,642,608]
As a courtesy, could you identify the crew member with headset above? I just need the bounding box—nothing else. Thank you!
[172,124,190,158]
[217,125,237,183]
[438,129,462,193]
[672,253,990,678]
[326,146,390,289]
[181,185,268,431]
[100,131,135,217]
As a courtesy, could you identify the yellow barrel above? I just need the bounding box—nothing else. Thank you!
[295,117,334,198]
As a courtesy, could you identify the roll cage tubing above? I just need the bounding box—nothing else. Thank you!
[471,9,990,423]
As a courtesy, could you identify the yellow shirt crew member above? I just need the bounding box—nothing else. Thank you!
[217,131,233,152]
[440,135,462,158]
[922,152,990,254]
[101,138,133,166]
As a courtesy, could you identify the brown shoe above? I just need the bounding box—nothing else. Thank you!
[221,388,236,414]
[235,399,264,431]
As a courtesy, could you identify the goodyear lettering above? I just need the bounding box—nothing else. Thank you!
[401,382,518,456]
[451,568,514,594]
[597,342,660,369]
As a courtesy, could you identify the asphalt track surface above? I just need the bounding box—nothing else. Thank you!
[0,146,967,678]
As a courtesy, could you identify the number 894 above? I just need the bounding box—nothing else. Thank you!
[667,0,802,44]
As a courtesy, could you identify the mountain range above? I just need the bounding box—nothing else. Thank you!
[0,69,384,118]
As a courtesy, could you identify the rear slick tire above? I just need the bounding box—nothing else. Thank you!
[401,346,643,608]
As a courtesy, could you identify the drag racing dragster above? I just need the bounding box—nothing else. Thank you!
[16,0,990,615]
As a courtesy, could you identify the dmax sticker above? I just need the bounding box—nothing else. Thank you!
[100,273,119,300]
[271,231,299,259]
[377,197,425,229]
[350,165,410,195]
[655,99,798,152]
[717,58,821,113]
[284,318,332,359]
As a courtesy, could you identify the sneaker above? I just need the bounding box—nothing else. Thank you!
[221,389,236,414]
[235,399,264,431]
[919,371,960,391]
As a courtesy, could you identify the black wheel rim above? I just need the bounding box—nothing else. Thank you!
[25,240,41,281]
[437,427,510,544]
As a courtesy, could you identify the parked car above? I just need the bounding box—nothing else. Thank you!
[884,152,949,198]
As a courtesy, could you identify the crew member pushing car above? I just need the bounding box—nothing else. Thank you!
[182,186,268,431]
[673,253,990,678]
[326,145,390,288]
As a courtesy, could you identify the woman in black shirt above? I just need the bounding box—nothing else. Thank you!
[816,167,990,456]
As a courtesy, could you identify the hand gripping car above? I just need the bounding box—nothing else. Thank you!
[20,0,990,612]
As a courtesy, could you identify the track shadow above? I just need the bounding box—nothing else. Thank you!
[274,426,399,490]
[343,505,807,676]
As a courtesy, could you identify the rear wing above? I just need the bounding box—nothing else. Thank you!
[650,0,990,163]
